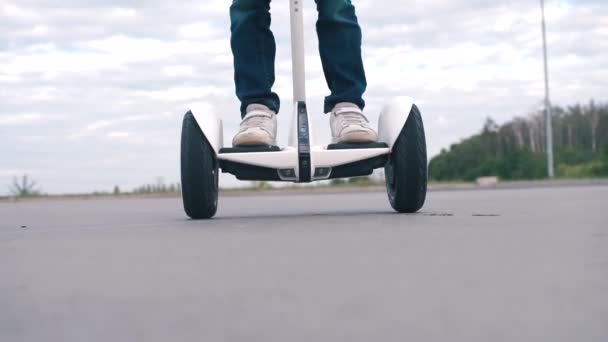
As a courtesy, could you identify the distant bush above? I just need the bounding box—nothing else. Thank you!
[9,175,42,197]
[558,160,608,178]
[132,179,181,194]
[329,176,377,187]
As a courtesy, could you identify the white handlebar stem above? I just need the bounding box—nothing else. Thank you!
[289,0,306,102]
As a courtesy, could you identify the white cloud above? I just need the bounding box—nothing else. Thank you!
[135,86,225,102]
[162,65,195,77]
[1,3,39,20]
[110,8,137,18]
[107,131,130,139]
[30,25,50,36]
[86,120,112,131]
[86,35,230,63]
[0,48,126,77]
[17,135,48,143]
[0,168,23,177]
[0,114,44,126]
[595,27,608,36]
[0,74,21,83]
[66,114,169,141]
[178,22,221,39]
[434,115,450,126]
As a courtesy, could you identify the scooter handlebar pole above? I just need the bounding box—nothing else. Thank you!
[289,0,306,102]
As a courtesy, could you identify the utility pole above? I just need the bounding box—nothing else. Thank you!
[540,0,555,178]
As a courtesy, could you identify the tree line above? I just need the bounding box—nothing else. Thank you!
[130,178,181,195]
[429,100,608,181]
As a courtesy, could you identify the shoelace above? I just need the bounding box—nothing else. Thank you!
[336,111,369,128]
[241,112,272,132]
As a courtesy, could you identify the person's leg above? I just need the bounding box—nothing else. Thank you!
[230,0,280,118]
[315,0,367,114]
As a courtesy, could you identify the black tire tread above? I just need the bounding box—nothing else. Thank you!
[386,105,428,213]
[181,112,218,219]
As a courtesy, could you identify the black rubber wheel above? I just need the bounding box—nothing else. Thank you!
[181,111,218,219]
[384,104,427,213]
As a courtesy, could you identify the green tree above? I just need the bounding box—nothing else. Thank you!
[429,100,608,181]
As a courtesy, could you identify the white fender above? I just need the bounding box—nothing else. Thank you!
[378,96,414,149]
[189,103,223,154]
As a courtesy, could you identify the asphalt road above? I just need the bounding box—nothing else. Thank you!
[1,186,607,342]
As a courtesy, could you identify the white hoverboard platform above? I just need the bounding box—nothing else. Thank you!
[189,96,414,183]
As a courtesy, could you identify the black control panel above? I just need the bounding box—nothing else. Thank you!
[297,101,311,182]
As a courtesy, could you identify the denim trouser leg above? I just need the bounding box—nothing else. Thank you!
[230,0,280,118]
[315,0,367,113]
[230,0,367,117]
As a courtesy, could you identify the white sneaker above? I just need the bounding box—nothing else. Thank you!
[330,102,378,143]
[232,104,277,146]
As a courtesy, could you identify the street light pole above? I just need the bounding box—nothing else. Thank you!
[540,0,555,178]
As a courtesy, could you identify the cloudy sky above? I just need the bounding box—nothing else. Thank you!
[1,0,606,195]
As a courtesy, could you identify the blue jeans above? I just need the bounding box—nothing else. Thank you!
[230,0,367,117]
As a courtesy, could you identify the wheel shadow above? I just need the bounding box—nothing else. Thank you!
[212,210,398,221]
[181,209,454,223]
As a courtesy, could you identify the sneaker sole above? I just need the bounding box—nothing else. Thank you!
[334,131,378,144]
[232,132,276,147]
